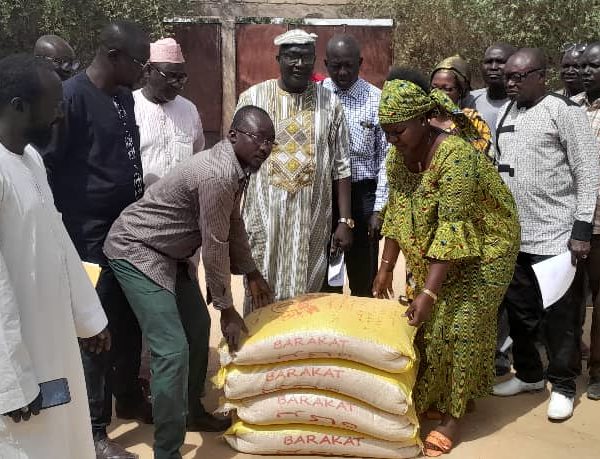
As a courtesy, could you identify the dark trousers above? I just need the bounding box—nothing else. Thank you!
[347,180,380,297]
[575,235,600,382]
[502,252,582,397]
[495,305,512,369]
[109,260,211,459]
[322,179,379,296]
[81,265,144,440]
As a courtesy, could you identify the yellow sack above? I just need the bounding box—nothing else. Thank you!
[83,262,101,287]
[220,293,418,373]
[224,421,422,458]
[215,358,415,415]
[219,389,418,442]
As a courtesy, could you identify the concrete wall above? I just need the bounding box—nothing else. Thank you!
[193,0,352,18]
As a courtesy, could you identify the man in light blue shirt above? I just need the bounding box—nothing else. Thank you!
[323,34,388,297]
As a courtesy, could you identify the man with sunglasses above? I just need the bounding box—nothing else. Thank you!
[34,35,80,81]
[236,29,352,313]
[104,105,274,459]
[43,21,151,459]
[492,48,600,421]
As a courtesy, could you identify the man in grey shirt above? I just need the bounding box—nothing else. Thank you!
[469,43,517,377]
[103,105,274,459]
[469,43,516,147]
[492,48,600,421]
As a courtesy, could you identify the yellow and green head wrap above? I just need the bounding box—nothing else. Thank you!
[379,79,463,125]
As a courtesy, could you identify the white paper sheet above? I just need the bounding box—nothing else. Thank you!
[328,252,345,287]
[532,251,576,309]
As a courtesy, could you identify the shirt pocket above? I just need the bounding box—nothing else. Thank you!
[352,119,377,157]
[172,131,194,165]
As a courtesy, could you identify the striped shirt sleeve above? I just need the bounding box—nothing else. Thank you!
[558,104,600,239]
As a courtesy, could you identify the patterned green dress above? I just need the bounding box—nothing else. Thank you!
[382,135,520,418]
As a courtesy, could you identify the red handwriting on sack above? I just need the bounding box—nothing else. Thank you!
[273,336,350,350]
[274,302,320,321]
[276,394,355,413]
[283,434,363,447]
[265,367,344,383]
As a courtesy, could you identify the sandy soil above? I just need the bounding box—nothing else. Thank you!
[109,257,600,459]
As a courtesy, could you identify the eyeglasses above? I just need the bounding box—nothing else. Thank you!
[562,42,588,53]
[148,63,189,85]
[40,56,81,73]
[236,129,278,147]
[129,55,146,69]
[109,48,146,68]
[279,54,316,65]
[504,68,543,83]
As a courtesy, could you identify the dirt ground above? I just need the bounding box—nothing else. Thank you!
[109,258,600,459]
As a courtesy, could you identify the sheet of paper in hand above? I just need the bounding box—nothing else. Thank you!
[532,251,576,309]
[328,252,345,287]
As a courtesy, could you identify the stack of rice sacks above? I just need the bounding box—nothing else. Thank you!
[215,293,422,458]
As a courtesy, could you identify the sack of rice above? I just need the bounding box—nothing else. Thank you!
[219,293,417,373]
[83,262,101,287]
[218,389,418,442]
[214,358,415,415]
[224,421,422,459]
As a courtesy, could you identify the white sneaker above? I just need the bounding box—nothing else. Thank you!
[493,377,545,396]
[547,392,574,420]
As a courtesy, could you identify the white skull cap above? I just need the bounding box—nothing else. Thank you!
[274,29,318,46]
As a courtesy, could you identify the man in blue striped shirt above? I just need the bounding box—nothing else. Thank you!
[323,34,388,297]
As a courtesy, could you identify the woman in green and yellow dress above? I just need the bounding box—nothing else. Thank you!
[371,80,520,456]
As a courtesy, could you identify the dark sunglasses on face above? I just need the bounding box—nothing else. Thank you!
[279,54,316,65]
[108,49,146,69]
[148,63,189,85]
[236,129,278,148]
[40,56,81,73]
[504,68,543,83]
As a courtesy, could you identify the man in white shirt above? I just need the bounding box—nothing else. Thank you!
[134,38,204,186]
[0,54,109,458]
[133,38,227,432]
[492,48,600,421]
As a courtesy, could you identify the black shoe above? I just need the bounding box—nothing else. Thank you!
[588,380,600,400]
[95,438,138,459]
[115,400,153,424]
[187,412,231,432]
[495,364,511,377]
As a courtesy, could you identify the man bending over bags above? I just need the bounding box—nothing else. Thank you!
[103,105,274,459]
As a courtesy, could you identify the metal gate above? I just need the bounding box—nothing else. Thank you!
[173,22,223,148]
[171,19,393,145]
[236,20,394,97]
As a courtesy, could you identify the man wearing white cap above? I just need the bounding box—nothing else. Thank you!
[237,29,353,311]
[134,38,204,186]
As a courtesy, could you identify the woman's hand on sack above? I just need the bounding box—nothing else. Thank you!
[405,293,434,327]
[372,269,394,299]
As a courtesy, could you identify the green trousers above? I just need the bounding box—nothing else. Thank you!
[109,259,210,459]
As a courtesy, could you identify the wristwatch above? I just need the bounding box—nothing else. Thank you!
[338,217,355,229]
